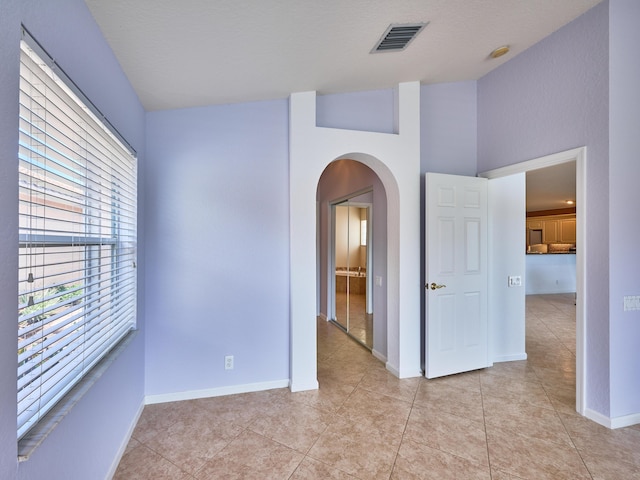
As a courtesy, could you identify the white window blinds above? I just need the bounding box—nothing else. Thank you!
[18,35,137,440]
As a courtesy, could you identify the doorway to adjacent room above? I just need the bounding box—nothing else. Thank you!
[330,190,373,349]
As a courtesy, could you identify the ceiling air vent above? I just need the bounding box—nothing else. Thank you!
[371,22,428,53]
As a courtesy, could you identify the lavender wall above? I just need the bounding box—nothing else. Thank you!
[421,81,478,176]
[317,83,478,176]
[0,1,146,479]
[317,160,388,356]
[608,0,640,418]
[419,81,478,366]
[478,3,611,415]
[317,89,395,134]
[144,100,290,396]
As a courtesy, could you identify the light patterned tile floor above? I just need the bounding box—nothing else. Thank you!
[114,294,640,479]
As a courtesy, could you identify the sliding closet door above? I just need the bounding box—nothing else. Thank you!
[334,204,350,331]
[332,200,372,349]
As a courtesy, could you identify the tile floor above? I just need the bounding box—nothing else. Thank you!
[114,294,640,479]
[334,291,372,349]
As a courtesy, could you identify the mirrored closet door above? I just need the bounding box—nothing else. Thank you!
[332,192,373,349]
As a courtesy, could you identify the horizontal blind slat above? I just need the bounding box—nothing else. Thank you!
[18,286,136,375]
[17,37,137,440]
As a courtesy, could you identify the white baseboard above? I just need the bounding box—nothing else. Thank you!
[398,369,423,378]
[584,408,614,428]
[144,379,290,405]
[386,363,400,377]
[385,364,421,378]
[493,353,528,363]
[106,400,144,480]
[585,408,640,429]
[611,412,640,429]
[372,349,387,363]
[290,378,319,393]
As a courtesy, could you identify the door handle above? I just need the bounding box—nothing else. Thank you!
[427,282,446,290]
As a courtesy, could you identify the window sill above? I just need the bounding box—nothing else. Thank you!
[18,330,138,462]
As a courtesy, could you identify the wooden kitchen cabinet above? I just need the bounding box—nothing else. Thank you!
[526,219,543,230]
[542,219,559,243]
[526,213,576,245]
[559,218,576,243]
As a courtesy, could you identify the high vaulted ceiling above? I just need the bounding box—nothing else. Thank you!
[85,1,591,211]
[84,0,602,112]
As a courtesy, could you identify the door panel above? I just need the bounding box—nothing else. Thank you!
[463,292,481,346]
[426,173,489,379]
[465,219,481,272]
[437,218,455,273]
[437,294,456,351]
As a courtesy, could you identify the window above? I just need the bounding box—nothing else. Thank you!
[17,32,137,440]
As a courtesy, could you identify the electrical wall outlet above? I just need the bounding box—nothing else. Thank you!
[508,276,522,287]
[224,355,234,370]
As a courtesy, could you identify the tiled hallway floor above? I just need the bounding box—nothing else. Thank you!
[114,294,640,479]
[335,291,372,349]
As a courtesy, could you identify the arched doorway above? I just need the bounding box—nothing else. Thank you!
[317,159,387,357]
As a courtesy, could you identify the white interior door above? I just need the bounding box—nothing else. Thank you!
[425,173,489,378]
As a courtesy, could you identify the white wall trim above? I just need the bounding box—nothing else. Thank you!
[372,349,387,363]
[290,378,320,393]
[610,412,640,429]
[480,147,585,179]
[106,401,144,479]
[385,363,400,377]
[493,353,527,362]
[479,146,587,416]
[144,379,290,405]
[585,408,613,428]
[585,408,640,429]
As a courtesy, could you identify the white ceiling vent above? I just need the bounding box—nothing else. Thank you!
[371,22,428,53]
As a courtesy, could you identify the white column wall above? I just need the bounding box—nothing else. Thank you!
[487,173,527,363]
[289,82,421,391]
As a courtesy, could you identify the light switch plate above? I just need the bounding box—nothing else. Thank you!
[508,276,522,287]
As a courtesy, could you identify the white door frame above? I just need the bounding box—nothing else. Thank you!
[479,146,587,415]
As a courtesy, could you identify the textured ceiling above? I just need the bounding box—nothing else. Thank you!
[84,1,589,209]
[84,0,602,111]
[527,162,577,212]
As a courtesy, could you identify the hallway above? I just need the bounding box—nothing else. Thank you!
[334,291,373,348]
[114,294,640,479]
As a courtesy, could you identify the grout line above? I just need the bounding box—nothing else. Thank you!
[554,408,596,480]
[479,375,495,479]
[117,296,596,479]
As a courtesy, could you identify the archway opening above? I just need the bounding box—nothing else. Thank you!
[317,159,388,359]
